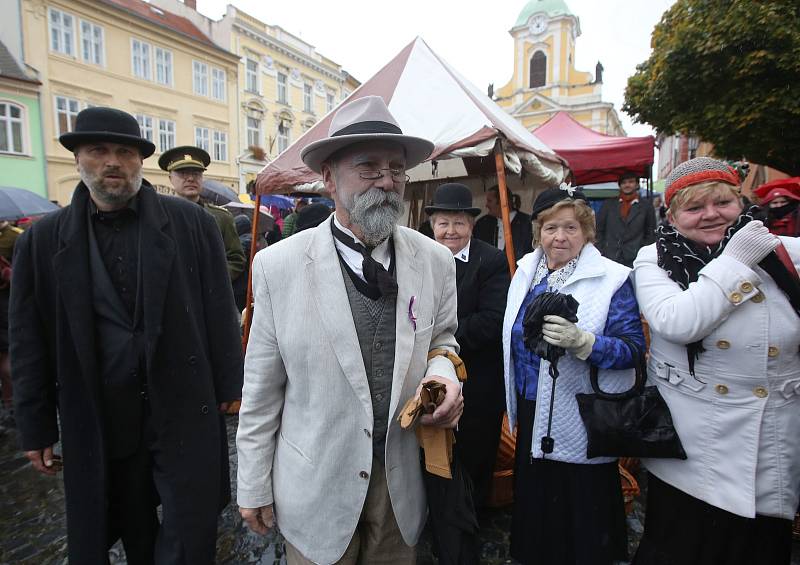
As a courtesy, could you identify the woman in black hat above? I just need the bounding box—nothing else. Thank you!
[502,184,646,565]
[427,183,510,511]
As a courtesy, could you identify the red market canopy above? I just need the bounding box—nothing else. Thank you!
[533,112,655,185]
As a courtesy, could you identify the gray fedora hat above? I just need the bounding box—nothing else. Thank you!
[300,96,434,173]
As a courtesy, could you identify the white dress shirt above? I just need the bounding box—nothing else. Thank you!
[496,211,517,250]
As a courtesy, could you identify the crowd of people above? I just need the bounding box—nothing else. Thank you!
[4,97,799,565]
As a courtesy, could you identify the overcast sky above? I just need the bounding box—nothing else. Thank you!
[198,0,675,139]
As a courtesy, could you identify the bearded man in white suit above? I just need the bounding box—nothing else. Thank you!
[236,96,464,565]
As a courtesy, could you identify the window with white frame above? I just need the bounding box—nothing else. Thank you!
[158,119,175,151]
[277,72,288,104]
[193,61,209,96]
[55,96,80,136]
[213,130,227,161]
[303,84,313,113]
[246,117,261,148]
[211,68,226,101]
[80,20,104,65]
[135,114,154,142]
[49,8,74,56]
[0,102,24,154]
[277,121,290,154]
[194,127,210,151]
[326,93,334,113]
[132,39,151,80]
[245,58,258,93]
[155,47,173,86]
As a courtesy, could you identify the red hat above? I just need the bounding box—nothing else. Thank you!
[753,177,800,204]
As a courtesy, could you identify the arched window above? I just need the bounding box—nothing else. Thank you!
[529,51,547,88]
[0,101,25,154]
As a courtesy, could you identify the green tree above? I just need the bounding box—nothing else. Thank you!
[624,0,800,176]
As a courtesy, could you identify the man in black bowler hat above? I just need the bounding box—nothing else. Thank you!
[427,183,510,509]
[158,145,245,281]
[9,106,243,564]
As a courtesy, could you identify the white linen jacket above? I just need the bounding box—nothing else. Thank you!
[633,237,800,520]
[503,243,636,464]
[236,216,459,564]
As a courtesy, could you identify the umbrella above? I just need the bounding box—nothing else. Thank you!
[522,291,579,456]
[0,187,59,221]
[257,194,294,210]
[201,179,238,205]
[223,201,275,233]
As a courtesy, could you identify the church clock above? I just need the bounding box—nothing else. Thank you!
[529,14,547,35]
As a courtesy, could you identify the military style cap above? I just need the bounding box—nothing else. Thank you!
[158,145,211,172]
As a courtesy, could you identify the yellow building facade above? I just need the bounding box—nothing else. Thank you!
[20,0,240,203]
[151,1,359,191]
[495,0,624,135]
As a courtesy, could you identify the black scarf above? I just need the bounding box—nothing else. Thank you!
[331,222,398,299]
[656,205,800,376]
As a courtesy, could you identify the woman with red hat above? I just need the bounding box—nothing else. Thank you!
[755,177,800,237]
[632,157,800,565]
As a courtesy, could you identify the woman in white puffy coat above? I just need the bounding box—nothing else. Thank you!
[632,157,800,565]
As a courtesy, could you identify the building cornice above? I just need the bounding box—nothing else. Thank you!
[232,21,344,83]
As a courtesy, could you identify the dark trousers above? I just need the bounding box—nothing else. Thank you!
[105,411,192,565]
[454,408,504,509]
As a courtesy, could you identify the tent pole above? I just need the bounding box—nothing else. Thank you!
[242,193,262,353]
[494,139,517,276]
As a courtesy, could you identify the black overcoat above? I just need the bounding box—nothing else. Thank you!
[596,197,657,267]
[9,182,243,563]
[455,238,510,414]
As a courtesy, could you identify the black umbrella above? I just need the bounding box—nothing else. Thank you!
[0,187,59,221]
[201,179,238,205]
[522,291,579,456]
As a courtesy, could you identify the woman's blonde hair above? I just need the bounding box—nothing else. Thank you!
[532,199,596,246]
[668,181,741,216]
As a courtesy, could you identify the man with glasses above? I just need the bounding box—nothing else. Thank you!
[237,96,464,564]
[159,146,246,281]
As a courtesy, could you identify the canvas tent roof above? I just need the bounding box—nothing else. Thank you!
[533,111,655,185]
[255,37,566,194]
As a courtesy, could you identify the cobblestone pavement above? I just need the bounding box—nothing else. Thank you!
[1,411,798,564]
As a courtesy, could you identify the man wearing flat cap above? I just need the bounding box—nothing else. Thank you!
[159,145,246,281]
[427,183,510,510]
[10,106,243,563]
[237,95,464,564]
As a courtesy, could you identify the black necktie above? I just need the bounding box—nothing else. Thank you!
[331,223,398,299]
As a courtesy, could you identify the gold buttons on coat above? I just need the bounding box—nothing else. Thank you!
[730,292,743,304]
[716,340,731,350]
[753,387,768,398]
[715,384,729,395]
[740,282,754,293]
[768,346,779,357]
[751,292,765,303]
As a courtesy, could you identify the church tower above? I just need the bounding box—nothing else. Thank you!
[495,0,625,135]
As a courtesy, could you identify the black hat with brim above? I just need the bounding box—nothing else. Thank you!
[59,106,156,157]
[531,185,588,220]
[424,183,481,216]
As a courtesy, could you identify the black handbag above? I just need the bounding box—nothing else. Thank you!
[575,337,687,460]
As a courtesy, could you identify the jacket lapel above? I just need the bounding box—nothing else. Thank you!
[53,185,98,390]
[624,200,642,225]
[306,218,373,419]
[389,227,423,420]
[137,184,176,373]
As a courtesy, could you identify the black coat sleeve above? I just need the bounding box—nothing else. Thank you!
[9,230,59,450]
[455,248,510,352]
[596,200,609,253]
[642,199,657,247]
[197,211,244,403]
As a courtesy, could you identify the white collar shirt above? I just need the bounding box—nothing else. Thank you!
[497,210,517,250]
[332,215,392,283]
[454,240,471,263]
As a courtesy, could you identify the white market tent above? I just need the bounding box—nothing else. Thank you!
[254,37,567,198]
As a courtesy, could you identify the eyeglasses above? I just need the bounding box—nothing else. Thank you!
[174,170,203,179]
[357,168,410,184]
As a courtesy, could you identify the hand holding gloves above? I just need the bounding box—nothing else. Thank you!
[542,315,595,360]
